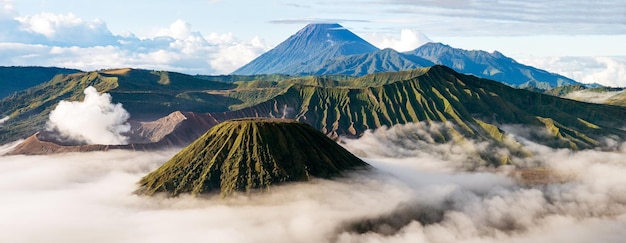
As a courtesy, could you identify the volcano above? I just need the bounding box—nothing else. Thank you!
[137,118,368,197]
[232,23,379,75]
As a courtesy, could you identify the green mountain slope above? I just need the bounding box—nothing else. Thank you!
[0,68,238,143]
[3,65,626,162]
[137,119,368,197]
[606,91,626,106]
[217,65,626,152]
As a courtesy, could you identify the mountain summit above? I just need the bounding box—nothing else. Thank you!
[232,23,379,75]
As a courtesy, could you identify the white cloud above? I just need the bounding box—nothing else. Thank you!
[209,36,269,74]
[151,19,193,40]
[518,56,626,87]
[14,12,116,47]
[1,122,626,242]
[367,29,432,52]
[0,8,269,74]
[46,86,131,145]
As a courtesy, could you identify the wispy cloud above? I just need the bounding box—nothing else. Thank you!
[353,0,626,36]
[269,18,370,24]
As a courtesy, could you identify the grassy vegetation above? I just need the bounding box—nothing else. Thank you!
[2,65,626,161]
[137,119,368,197]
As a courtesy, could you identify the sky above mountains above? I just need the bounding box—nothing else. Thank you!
[1,0,625,86]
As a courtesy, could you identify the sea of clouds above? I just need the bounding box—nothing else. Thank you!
[1,122,626,243]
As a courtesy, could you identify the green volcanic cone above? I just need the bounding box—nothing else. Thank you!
[137,119,368,196]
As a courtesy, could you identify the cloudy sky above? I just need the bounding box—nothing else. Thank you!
[1,0,625,86]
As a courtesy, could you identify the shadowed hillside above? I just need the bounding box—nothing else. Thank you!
[0,66,81,99]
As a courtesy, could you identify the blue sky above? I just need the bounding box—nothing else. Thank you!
[2,0,626,86]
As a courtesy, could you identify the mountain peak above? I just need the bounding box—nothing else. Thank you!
[137,118,368,197]
[232,24,379,75]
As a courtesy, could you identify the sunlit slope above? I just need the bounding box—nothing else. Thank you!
[221,65,626,150]
[2,65,625,155]
[137,119,368,197]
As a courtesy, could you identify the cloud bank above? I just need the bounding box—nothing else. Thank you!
[46,86,131,145]
[517,56,626,87]
[1,122,626,242]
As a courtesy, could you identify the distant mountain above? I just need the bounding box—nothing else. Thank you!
[0,66,81,99]
[407,43,581,88]
[136,119,368,197]
[232,24,583,89]
[232,23,379,75]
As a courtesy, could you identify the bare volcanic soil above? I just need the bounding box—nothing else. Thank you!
[137,119,369,197]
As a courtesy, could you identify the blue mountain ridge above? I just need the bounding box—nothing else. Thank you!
[232,23,583,88]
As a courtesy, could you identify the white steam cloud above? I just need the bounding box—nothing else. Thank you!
[1,122,626,242]
[0,115,9,125]
[46,86,130,145]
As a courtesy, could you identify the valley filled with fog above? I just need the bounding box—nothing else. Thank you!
[1,123,626,243]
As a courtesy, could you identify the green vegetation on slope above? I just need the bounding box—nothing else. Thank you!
[137,119,368,197]
[2,65,626,162]
[220,65,626,155]
[0,68,239,143]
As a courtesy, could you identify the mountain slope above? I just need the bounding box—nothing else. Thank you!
[407,43,581,88]
[232,23,379,75]
[217,66,626,153]
[231,24,582,89]
[0,66,81,99]
[137,119,368,196]
[6,66,626,164]
[0,68,237,144]
[309,48,434,76]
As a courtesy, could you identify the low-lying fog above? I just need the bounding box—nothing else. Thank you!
[1,123,626,243]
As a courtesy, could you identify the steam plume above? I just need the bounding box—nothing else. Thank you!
[46,86,130,145]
